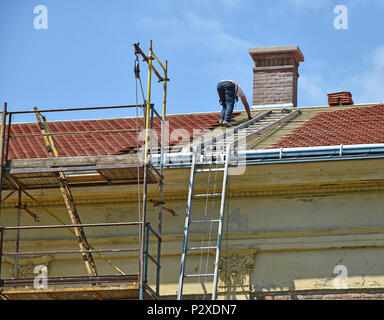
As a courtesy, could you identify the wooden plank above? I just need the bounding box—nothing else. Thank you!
[8,154,140,168]
[0,285,154,300]
[8,164,142,175]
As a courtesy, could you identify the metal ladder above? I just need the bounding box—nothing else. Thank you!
[177,109,300,300]
[34,107,98,277]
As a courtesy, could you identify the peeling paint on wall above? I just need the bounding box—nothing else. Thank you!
[228,208,248,231]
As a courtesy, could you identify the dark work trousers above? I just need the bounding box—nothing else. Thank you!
[217,81,236,122]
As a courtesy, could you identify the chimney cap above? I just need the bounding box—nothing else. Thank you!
[249,45,304,62]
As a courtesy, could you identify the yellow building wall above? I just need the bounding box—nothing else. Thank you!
[1,157,384,299]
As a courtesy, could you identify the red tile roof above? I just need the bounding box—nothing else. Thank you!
[7,112,239,159]
[270,105,384,148]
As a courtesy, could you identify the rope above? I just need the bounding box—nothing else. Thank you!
[196,157,221,299]
[196,162,212,299]
[225,172,231,298]
[134,55,146,105]
[205,161,219,299]
[202,163,215,299]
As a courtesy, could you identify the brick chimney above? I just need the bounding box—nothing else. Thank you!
[248,45,304,108]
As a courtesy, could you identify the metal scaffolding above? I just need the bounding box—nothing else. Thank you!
[0,41,169,300]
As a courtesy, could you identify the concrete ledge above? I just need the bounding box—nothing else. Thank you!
[251,103,294,110]
[249,45,304,62]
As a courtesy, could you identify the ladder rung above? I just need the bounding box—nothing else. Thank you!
[195,168,225,173]
[188,246,217,251]
[191,219,220,223]
[185,273,215,278]
[192,193,222,198]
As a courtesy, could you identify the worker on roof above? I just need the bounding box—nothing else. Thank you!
[217,80,252,127]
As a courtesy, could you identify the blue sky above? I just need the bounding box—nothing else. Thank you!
[0,0,384,122]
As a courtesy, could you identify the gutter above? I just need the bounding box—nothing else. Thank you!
[150,143,384,168]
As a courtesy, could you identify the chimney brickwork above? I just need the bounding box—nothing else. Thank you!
[248,45,304,108]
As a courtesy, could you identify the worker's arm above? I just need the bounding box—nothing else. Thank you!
[241,96,252,119]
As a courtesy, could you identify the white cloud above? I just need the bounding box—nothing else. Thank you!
[370,45,384,69]
[139,8,251,53]
[184,12,251,55]
[348,0,384,8]
[330,45,384,104]
[356,45,384,103]
[139,10,252,79]
[179,12,253,91]
[299,73,329,106]
[268,0,330,16]
[297,45,384,106]
[285,0,328,9]
[188,0,251,11]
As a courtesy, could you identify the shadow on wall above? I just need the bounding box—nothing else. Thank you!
[250,247,384,293]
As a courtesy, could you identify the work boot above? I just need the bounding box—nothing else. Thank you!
[222,120,232,127]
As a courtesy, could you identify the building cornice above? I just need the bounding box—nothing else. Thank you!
[2,179,384,208]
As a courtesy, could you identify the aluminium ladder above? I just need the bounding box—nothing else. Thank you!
[177,109,300,300]
[34,108,98,277]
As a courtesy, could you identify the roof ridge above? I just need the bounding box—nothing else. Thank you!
[11,110,227,125]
